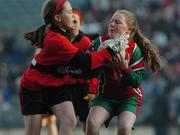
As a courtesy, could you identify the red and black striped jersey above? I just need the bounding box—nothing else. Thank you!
[20,25,113,91]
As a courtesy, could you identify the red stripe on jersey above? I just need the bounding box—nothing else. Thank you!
[131,59,144,71]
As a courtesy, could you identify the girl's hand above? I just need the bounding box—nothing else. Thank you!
[84,94,96,108]
[115,52,130,71]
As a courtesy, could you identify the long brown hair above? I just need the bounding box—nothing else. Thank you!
[24,0,62,48]
[116,10,164,73]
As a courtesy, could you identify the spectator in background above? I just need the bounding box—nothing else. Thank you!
[1,30,16,55]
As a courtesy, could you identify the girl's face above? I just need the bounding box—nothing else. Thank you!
[55,1,73,30]
[71,13,81,36]
[108,12,128,39]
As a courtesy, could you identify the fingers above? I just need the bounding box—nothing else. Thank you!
[122,32,130,39]
[116,51,129,63]
[117,52,123,61]
[114,32,129,51]
[114,34,121,40]
[84,94,96,108]
[83,95,89,100]
[114,32,128,40]
[115,32,129,40]
[83,94,95,100]
[125,53,130,62]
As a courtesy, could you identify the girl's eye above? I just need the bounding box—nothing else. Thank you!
[109,19,122,25]
[115,20,121,24]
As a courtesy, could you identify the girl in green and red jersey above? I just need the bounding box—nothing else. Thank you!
[86,10,164,135]
[19,0,129,135]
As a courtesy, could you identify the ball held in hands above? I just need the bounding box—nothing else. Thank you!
[99,32,129,53]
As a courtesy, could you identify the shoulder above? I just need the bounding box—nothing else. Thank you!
[43,29,76,52]
[128,39,144,67]
[81,35,91,44]
[128,39,142,55]
[93,35,110,44]
[45,29,70,44]
[128,39,136,50]
[101,35,110,42]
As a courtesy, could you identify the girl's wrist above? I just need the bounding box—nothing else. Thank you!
[121,66,131,75]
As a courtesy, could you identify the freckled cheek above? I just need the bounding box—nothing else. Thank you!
[117,26,125,34]
[113,28,121,34]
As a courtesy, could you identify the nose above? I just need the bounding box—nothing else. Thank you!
[110,21,115,27]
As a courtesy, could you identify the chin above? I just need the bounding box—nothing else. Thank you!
[111,34,118,39]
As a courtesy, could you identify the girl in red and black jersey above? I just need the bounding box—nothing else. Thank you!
[19,1,127,135]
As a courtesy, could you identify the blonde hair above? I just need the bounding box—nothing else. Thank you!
[115,10,164,73]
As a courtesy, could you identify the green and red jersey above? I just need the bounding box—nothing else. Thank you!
[92,36,145,100]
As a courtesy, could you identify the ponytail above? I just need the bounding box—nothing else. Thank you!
[24,25,47,48]
[115,10,164,73]
[24,1,53,48]
[133,29,164,73]
[24,0,61,48]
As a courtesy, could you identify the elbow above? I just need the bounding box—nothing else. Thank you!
[131,77,142,88]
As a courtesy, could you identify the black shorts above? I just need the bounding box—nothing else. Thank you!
[19,85,73,115]
[70,84,89,122]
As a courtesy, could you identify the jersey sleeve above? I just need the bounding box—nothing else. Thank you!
[35,33,114,78]
[81,36,92,51]
[70,47,114,70]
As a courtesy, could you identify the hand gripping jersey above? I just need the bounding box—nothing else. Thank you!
[92,36,145,100]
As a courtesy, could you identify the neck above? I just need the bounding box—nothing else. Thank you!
[50,23,72,40]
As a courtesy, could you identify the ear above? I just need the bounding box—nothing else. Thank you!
[54,14,61,22]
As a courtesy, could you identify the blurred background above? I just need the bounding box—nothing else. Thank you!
[0,0,179,135]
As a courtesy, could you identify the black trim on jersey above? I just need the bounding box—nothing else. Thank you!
[30,62,68,78]
[71,31,84,44]
[70,50,91,69]
[30,51,100,79]
[30,48,114,79]
[86,33,100,41]
[69,51,91,69]
[70,48,115,69]
[50,23,71,40]
[30,61,101,79]
[106,47,116,56]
